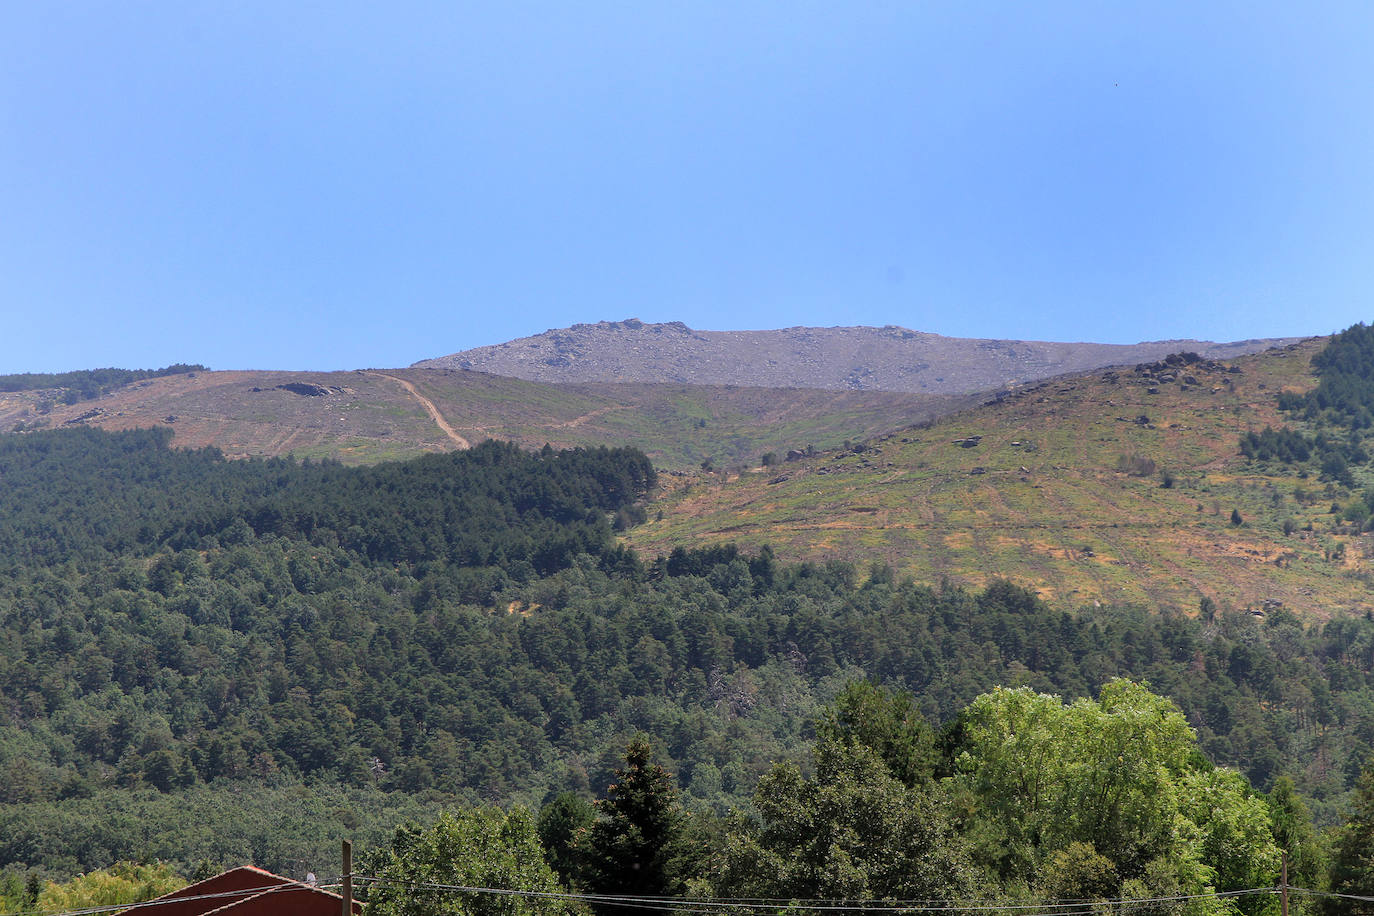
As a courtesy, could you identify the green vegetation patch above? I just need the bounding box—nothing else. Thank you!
[0,364,206,402]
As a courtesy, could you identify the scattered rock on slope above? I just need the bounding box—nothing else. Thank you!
[416,319,1306,396]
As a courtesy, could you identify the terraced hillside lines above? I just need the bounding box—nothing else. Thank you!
[628,340,1368,617]
[0,366,968,471]
[368,371,471,449]
[0,368,479,462]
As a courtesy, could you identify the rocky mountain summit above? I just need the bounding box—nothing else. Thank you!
[416,319,1306,394]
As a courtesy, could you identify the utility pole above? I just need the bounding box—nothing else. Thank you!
[1281,851,1289,916]
[343,840,353,916]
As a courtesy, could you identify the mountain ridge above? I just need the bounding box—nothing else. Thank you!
[415,318,1306,394]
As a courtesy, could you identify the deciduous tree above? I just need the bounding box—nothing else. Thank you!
[365,808,579,916]
[718,687,977,905]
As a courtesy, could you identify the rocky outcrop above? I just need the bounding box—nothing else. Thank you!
[416,319,1307,396]
[273,383,348,397]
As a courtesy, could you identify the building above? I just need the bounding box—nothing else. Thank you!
[139,865,361,916]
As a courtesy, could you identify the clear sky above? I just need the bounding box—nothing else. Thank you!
[3,2,1372,372]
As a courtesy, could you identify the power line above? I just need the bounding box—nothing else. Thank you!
[352,875,1280,914]
[1291,888,1374,902]
[6,881,335,916]
[19,874,1336,916]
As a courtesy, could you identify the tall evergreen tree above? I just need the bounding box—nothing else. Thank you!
[580,738,685,907]
[1269,775,1326,912]
[1329,764,1374,915]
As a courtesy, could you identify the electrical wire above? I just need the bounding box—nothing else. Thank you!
[10,872,1307,916]
[1289,887,1374,902]
[4,880,342,916]
[351,875,1279,913]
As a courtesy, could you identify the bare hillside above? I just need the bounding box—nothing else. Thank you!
[0,368,969,470]
[416,319,1306,394]
[626,339,1369,617]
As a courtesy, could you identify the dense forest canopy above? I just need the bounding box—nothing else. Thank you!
[1,428,1374,878]
[0,427,654,571]
[1,684,1312,916]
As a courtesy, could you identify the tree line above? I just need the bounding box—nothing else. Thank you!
[0,364,207,403]
[1243,323,1374,487]
[16,681,1374,916]
[363,682,1374,916]
[4,425,1374,886]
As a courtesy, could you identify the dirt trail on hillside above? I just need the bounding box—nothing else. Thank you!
[369,372,471,449]
[554,405,625,428]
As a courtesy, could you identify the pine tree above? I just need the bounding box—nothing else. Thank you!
[1269,776,1325,916]
[580,737,685,906]
[1330,764,1374,915]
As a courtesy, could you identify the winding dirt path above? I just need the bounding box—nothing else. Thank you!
[369,372,471,449]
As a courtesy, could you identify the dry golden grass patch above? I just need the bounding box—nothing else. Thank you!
[630,339,1374,617]
[943,530,975,551]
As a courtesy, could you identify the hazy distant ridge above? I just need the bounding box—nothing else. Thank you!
[416,319,1305,393]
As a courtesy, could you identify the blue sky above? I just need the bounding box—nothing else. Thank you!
[3,2,1372,372]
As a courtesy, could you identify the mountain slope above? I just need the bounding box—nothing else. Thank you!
[0,367,974,471]
[416,318,1305,394]
[625,338,1368,617]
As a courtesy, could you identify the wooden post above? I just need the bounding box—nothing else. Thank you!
[342,840,353,916]
[1281,851,1289,916]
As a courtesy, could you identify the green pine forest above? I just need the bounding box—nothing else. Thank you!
[13,329,1374,912]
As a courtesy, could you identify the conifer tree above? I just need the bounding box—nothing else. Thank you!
[580,738,685,906]
[1329,764,1374,915]
[1268,775,1325,900]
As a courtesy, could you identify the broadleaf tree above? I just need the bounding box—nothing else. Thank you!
[718,684,978,906]
[951,681,1280,914]
[364,808,580,916]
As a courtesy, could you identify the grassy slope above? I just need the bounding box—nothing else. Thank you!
[0,367,971,472]
[626,338,1374,617]
[10,343,1364,616]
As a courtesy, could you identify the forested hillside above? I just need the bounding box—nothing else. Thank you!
[4,427,1374,885]
[1244,324,1374,527]
[17,330,1374,897]
[0,426,655,571]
